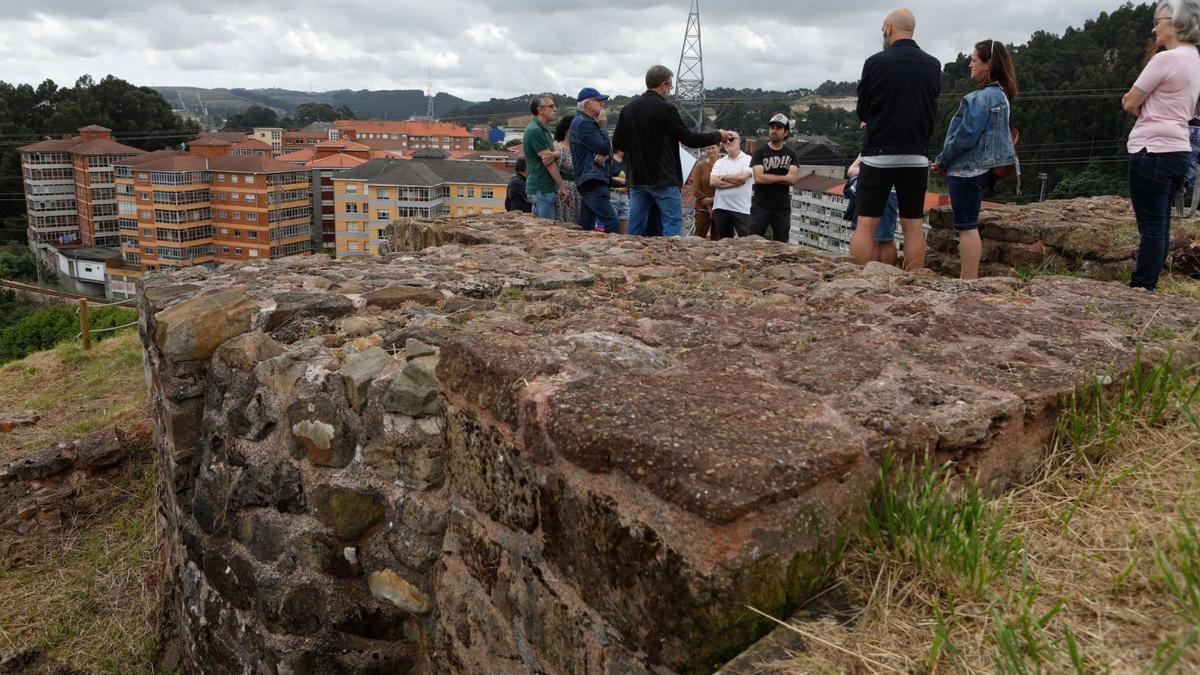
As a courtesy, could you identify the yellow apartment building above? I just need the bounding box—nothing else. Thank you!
[333,158,508,256]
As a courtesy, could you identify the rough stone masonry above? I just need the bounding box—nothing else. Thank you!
[140,213,1200,674]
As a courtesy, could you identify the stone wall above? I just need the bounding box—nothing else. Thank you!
[0,427,147,541]
[926,196,1200,280]
[141,213,1200,674]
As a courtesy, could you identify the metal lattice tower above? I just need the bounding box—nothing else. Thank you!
[426,68,435,120]
[674,0,705,131]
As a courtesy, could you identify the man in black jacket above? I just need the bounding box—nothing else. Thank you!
[852,8,940,270]
[612,65,734,237]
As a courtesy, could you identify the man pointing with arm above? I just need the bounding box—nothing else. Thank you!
[612,64,736,237]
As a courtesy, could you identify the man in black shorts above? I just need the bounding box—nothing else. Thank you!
[750,113,798,242]
[852,7,941,271]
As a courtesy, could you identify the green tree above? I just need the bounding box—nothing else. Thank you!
[294,103,338,126]
[223,105,280,130]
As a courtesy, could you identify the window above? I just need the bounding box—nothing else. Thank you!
[222,246,230,254]
[377,210,388,220]
[235,248,242,255]
[345,203,358,213]
[220,228,229,235]
[144,247,153,255]
[481,188,494,199]
[140,192,149,200]
[467,187,476,198]
[217,174,225,182]
[230,175,239,183]
[219,210,228,219]
[348,241,360,251]
[142,229,153,237]
[231,193,240,202]
[138,173,149,181]
[234,230,241,237]
[249,249,259,257]
[376,189,388,199]
[456,187,464,198]
[346,222,360,233]
[245,194,256,203]
[246,212,256,222]
[247,230,257,239]
[233,212,241,220]
[346,184,358,194]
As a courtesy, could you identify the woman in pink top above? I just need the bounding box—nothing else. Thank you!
[1121,0,1200,290]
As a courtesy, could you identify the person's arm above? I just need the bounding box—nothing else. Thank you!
[933,98,987,172]
[855,59,874,125]
[1122,86,1149,116]
[665,102,724,148]
[847,155,862,178]
[611,109,626,154]
[753,165,792,185]
[784,164,800,186]
[573,118,611,155]
[711,169,750,189]
[1124,53,1166,117]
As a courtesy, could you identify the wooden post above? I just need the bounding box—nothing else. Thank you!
[79,298,91,351]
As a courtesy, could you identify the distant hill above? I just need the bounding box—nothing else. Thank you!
[154,86,473,121]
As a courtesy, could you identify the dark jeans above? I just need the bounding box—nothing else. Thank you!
[577,181,618,233]
[1128,151,1189,290]
[712,209,751,239]
[751,205,791,242]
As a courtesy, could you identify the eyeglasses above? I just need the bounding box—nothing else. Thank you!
[540,103,557,110]
[1155,16,1174,25]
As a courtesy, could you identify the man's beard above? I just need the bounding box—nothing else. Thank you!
[882,35,890,51]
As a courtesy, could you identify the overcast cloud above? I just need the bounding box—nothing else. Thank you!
[1,1,1126,100]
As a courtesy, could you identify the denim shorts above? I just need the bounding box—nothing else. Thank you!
[947,173,993,231]
[610,190,629,220]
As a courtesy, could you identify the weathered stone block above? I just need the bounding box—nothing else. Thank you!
[311,486,385,540]
[379,357,440,416]
[286,398,355,468]
[341,346,392,413]
[154,288,258,363]
[368,569,432,615]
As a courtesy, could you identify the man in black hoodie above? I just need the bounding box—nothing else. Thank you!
[612,64,734,237]
[852,8,940,270]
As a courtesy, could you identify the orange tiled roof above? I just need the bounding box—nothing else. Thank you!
[70,138,146,156]
[276,148,316,163]
[315,139,371,151]
[189,137,233,147]
[306,153,367,169]
[337,119,472,138]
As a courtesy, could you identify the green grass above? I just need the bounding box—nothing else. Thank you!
[1055,347,1200,461]
[861,454,1022,599]
[1156,508,1200,623]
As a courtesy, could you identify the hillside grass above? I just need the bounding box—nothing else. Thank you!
[0,330,157,672]
[0,331,147,459]
[771,351,1200,674]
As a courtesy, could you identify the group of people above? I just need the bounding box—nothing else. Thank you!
[507,1,1200,292]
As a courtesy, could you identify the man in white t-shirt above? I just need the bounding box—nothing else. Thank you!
[709,133,753,239]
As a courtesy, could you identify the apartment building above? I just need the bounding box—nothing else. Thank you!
[789,173,945,254]
[19,125,144,246]
[234,138,273,157]
[252,127,283,156]
[282,130,328,154]
[334,120,474,152]
[113,144,312,272]
[333,158,508,256]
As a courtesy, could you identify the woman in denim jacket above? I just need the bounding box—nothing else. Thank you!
[932,40,1018,280]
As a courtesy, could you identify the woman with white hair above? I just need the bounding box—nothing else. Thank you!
[1121,0,1200,291]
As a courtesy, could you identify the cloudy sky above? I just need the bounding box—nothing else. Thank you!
[1,1,1128,100]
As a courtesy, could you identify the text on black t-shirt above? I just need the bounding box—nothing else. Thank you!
[750,144,797,209]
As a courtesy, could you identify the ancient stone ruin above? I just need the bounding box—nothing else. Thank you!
[140,213,1200,673]
[927,196,1200,280]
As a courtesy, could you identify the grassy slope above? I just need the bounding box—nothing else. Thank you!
[0,331,157,672]
[771,276,1200,673]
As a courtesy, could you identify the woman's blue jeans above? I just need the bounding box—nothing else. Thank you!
[1128,151,1189,291]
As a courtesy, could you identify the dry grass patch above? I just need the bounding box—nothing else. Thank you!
[0,328,158,672]
[0,457,158,672]
[767,357,1200,674]
[0,331,147,460]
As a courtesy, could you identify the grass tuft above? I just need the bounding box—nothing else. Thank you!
[862,454,1022,599]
